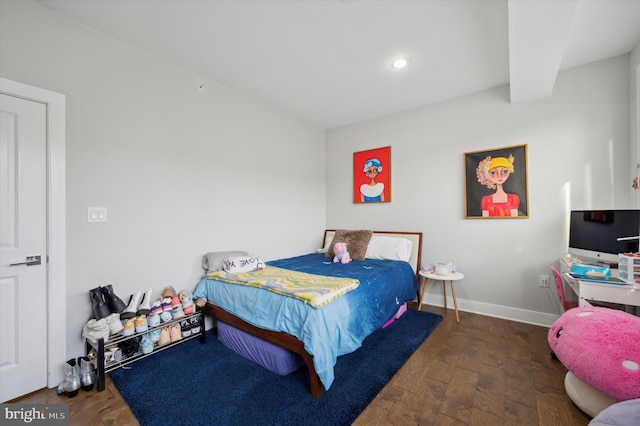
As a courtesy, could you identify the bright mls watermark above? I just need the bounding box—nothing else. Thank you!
[1,404,68,425]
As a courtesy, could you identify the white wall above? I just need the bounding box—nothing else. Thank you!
[0,1,326,358]
[631,42,640,208]
[326,56,632,326]
[2,0,635,361]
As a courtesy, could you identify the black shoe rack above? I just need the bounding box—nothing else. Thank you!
[85,306,206,392]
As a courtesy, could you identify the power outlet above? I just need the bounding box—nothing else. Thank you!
[539,275,550,288]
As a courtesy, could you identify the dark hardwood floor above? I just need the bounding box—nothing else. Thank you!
[354,304,591,426]
[11,304,591,425]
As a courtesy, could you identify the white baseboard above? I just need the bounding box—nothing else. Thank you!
[422,295,559,328]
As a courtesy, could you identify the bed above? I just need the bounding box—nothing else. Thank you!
[193,229,422,398]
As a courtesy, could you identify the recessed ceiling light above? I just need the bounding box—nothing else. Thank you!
[392,58,408,69]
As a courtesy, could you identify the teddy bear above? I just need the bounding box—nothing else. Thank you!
[333,242,351,264]
[179,289,194,315]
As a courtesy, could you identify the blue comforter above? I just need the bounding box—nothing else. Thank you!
[193,253,416,390]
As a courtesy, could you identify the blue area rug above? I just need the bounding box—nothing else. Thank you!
[111,309,442,426]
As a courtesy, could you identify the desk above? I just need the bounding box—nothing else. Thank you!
[418,271,464,323]
[561,269,640,308]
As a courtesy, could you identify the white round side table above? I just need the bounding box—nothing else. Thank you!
[418,270,465,323]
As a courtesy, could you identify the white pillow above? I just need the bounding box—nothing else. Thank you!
[365,236,413,262]
[222,256,265,273]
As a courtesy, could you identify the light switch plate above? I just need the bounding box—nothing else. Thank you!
[88,207,108,223]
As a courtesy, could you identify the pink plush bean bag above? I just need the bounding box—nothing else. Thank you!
[548,307,640,402]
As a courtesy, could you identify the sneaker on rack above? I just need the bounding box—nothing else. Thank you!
[150,299,163,315]
[120,337,140,358]
[135,315,148,333]
[171,296,185,319]
[169,323,182,342]
[160,310,173,323]
[147,312,160,328]
[189,316,201,334]
[104,346,122,365]
[149,328,161,343]
[121,318,135,336]
[161,296,173,312]
[158,327,170,346]
[180,320,192,338]
[140,334,154,354]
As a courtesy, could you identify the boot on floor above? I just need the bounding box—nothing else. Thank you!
[78,356,94,391]
[56,358,81,397]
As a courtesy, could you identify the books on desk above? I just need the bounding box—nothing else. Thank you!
[569,274,630,286]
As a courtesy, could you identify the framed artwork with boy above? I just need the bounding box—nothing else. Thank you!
[353,146,391,204]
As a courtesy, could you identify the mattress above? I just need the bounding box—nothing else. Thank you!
[193,252,416,390]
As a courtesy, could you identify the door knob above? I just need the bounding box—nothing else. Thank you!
[9,255,42,266]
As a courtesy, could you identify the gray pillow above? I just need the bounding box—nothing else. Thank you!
[202,250,249,274]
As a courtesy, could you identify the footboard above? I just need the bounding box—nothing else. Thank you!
[204,302,323,399]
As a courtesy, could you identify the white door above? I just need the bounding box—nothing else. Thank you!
[0,93,48,402]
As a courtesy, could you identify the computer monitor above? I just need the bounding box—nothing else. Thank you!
[568,210,640,263]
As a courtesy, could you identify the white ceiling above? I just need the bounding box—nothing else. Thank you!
[37,0,640,129]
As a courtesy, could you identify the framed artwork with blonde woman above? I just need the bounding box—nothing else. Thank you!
[464,144,529,219]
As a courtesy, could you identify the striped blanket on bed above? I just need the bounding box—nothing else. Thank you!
[207,266,359,308]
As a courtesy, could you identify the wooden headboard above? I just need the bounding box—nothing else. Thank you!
[322,229,423,275]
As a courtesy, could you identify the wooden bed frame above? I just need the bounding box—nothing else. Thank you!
[203,229,423,398]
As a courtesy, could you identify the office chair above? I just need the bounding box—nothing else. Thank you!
[549,264,578,361]
[551,265,579,312]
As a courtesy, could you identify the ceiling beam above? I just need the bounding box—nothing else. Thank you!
[508,0,579,103]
